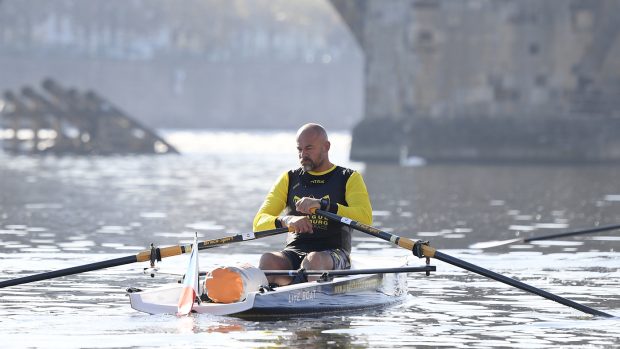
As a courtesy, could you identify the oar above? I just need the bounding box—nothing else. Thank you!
[313,209,613,318]
[0,227,290,288]
[262,265,436,277]
[194,266,436,277]
[470,223,620,249]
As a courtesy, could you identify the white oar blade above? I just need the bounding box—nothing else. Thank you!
[469,238,522,249]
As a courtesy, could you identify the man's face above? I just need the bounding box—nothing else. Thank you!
[297,131,328,171]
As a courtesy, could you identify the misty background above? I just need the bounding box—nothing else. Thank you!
[0,0,362,130]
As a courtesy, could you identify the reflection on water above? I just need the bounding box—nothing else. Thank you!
[364,163,620,252]
[1,130,619,348]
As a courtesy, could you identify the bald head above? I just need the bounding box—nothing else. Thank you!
[296,123,332,172]
[296,123,328,142]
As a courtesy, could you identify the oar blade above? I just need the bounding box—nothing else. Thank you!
[469,238,522,249]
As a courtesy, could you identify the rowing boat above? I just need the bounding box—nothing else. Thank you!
[127,258,433,319]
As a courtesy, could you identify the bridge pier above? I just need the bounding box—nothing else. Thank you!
[331,0,620,163]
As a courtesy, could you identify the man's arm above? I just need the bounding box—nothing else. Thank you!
[253,171,289,231]
[253,172,315,233]
[337,171,373,225]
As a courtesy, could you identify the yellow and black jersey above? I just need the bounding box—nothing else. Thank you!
[253,165,372,254]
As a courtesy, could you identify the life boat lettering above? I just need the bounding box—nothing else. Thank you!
[288,289,317,303]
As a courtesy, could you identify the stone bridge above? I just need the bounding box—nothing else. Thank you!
[330,0,620,163]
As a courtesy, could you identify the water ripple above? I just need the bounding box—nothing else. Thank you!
[1,131,620,348]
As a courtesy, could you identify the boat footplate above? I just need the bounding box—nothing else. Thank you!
[317,272,335,282]
[260,284,277,293]
[291,268,308,284]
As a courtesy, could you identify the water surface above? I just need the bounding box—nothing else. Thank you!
[1,130,619,348]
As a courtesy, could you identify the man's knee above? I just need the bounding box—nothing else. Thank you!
[259,252,293,286]
[259,252,290,270]
[302,251,333,270]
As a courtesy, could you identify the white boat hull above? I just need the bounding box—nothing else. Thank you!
[128,259,411,318]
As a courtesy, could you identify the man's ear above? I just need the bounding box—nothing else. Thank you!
[324,141,331,151]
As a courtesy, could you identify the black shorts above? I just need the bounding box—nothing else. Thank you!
[281,248,351,270]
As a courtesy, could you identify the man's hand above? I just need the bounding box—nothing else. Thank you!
[295,197,321,215]
[280,215,314,233]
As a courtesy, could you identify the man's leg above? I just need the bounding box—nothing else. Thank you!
[300,251,334,282]
[259,252,293,286]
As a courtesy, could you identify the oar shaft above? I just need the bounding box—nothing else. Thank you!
[314,210,432,255]
[134,227,291,262]
[432,251,612,317]
[524,223,620,243]
[199,227,290,251]
[315,209,613,318]
[262,266,436,276]
[0,227,291,288]
[0,256,137,288]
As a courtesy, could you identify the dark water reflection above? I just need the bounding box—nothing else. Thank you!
[1,131,619,348]
[364,163,620,251]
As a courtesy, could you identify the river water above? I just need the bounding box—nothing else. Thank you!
[1,130,619,348]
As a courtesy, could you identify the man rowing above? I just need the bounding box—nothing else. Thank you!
[253,123,373,285]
